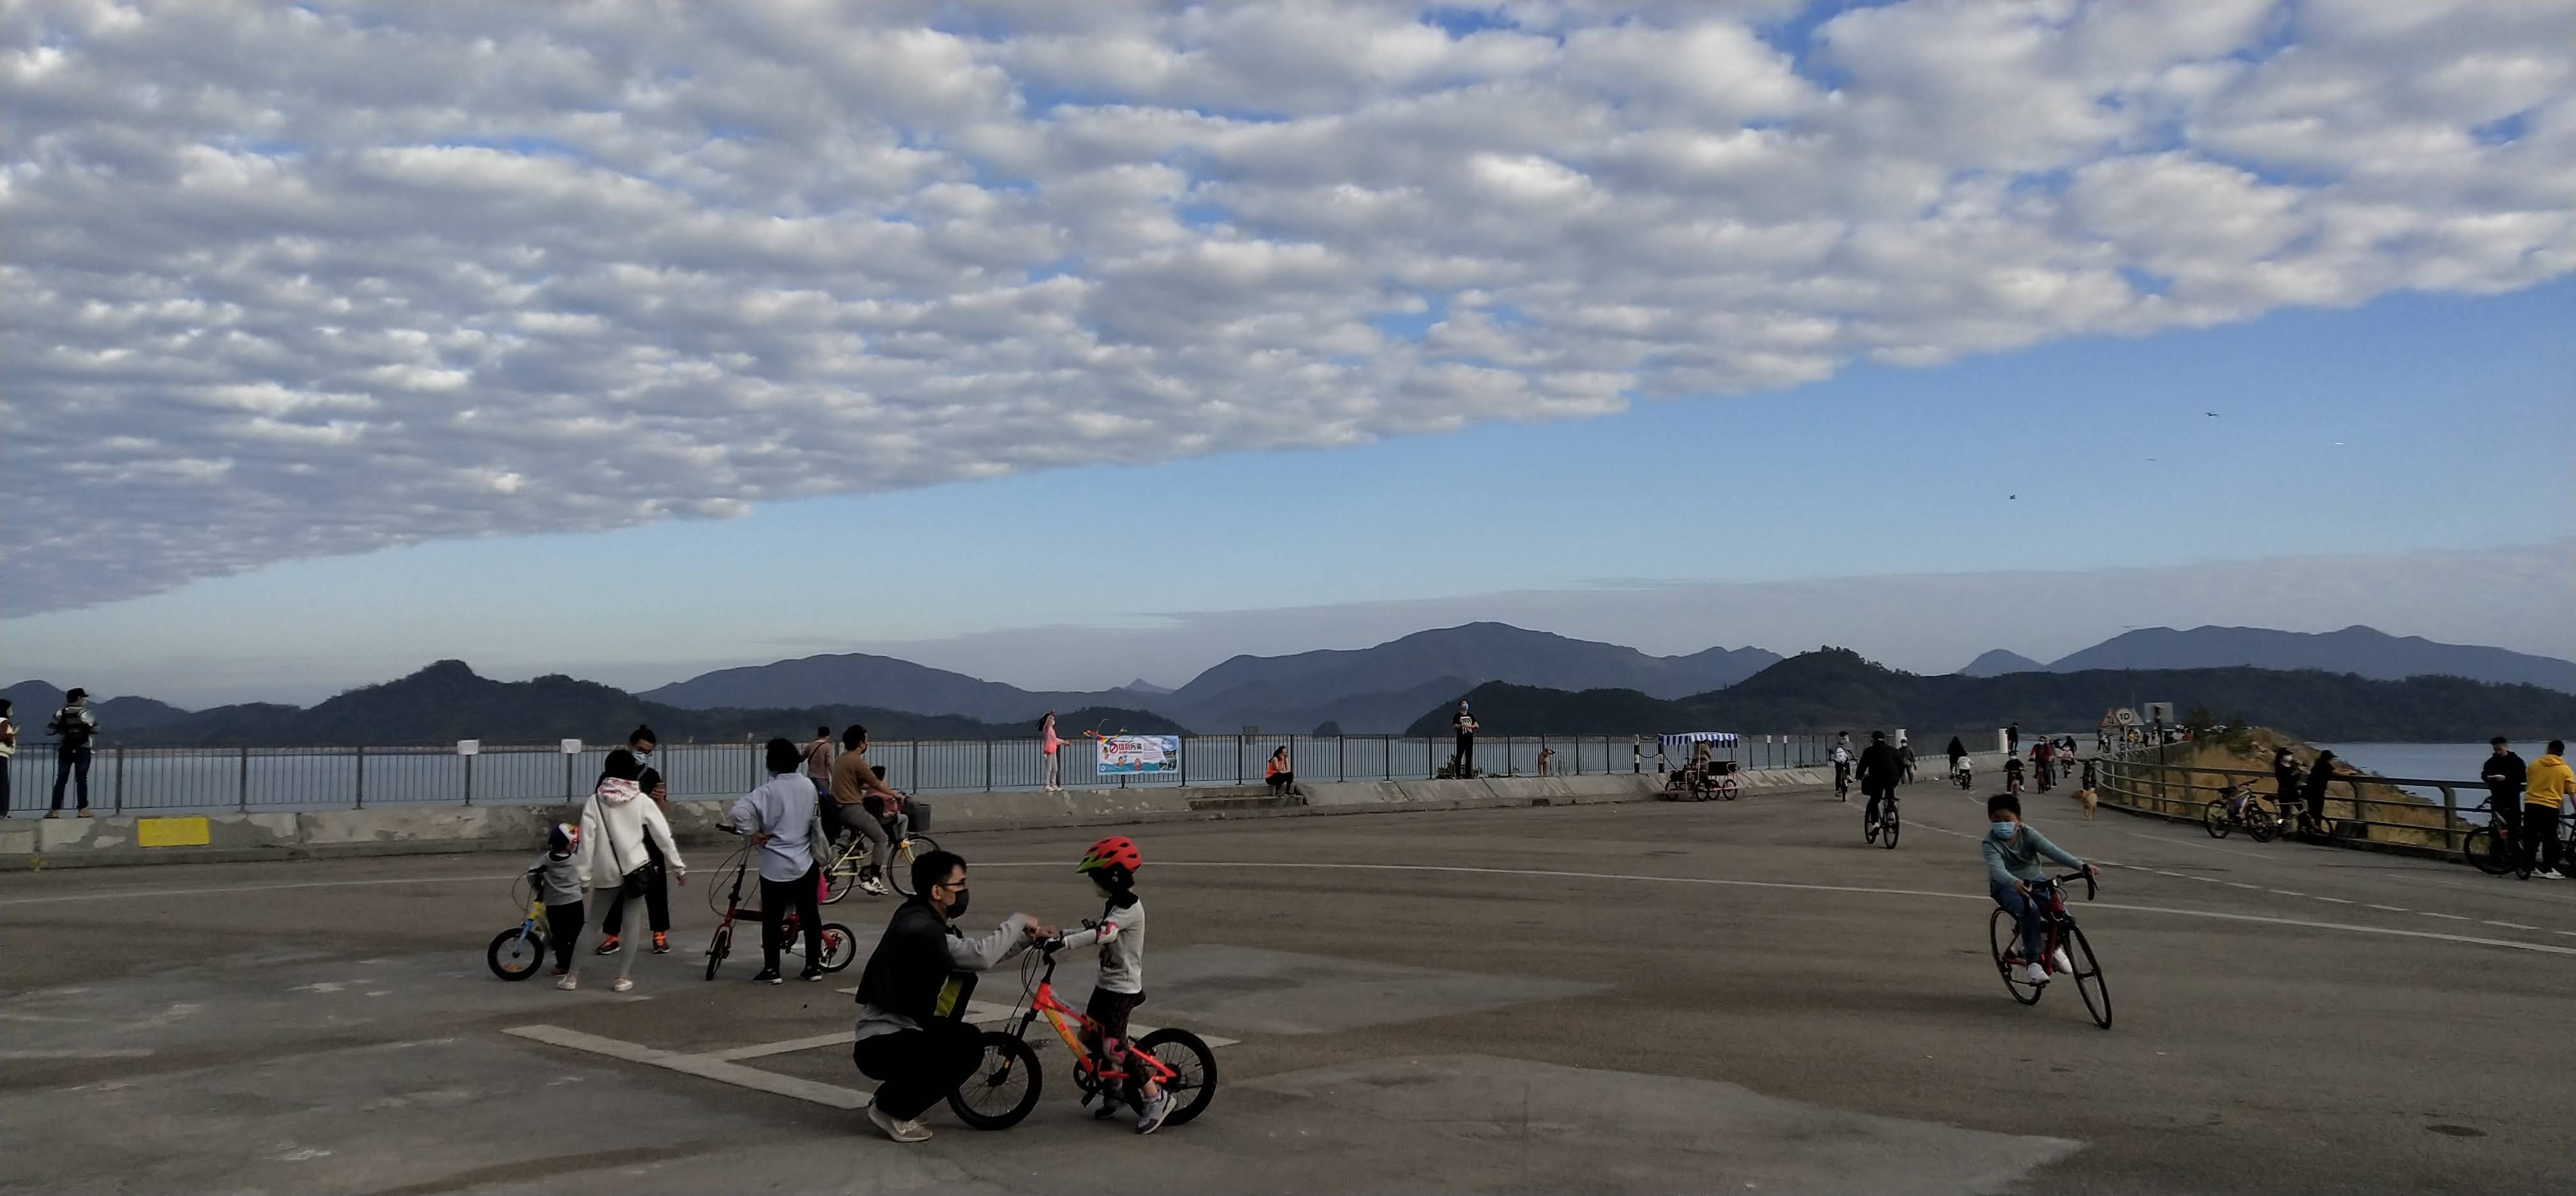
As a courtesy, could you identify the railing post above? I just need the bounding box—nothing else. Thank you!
[985,738,993,790]
[2439,785,2458,853]
[113,745,125,815]
[463,752,475,807]
[238,744,251,813]
[355,744,366,809]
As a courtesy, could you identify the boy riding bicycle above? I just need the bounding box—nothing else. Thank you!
[1984,792,2096,987]
[1054,835,1174,1135]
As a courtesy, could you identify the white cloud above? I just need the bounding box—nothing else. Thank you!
[3,0,2570,612]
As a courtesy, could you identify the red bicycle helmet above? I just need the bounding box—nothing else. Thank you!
[1076,835,1143,874]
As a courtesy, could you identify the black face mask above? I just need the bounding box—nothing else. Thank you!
[941,887,970,919]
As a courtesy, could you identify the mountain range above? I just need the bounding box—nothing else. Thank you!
[1418,648,2576,743]
[1954,625,2574,693]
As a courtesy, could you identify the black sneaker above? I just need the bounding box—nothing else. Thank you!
[751,968,783,985]
[798,967,825,983]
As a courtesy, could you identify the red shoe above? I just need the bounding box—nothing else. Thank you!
[594,935,622,956]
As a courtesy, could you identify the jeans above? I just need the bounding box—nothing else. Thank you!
[760,866,823,974]
[2518,804,2564,875]
[854,1020,985,1122]
[602,837,670,937]
[1992,880,2047,963]
[544,900,586,970]
[50,745,91,812]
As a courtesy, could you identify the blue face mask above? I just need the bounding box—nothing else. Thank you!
[1989,822,2018,841]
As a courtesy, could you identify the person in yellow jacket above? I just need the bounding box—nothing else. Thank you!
[2521,740,2572,880]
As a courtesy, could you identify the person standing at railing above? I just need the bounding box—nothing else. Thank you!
[802,726,836,801]
[2298,750,2352,834]
[1039,710,1064,792]
[2518,740,2570,880]
[45,689,96,819]
[0,698,15,818]
[2271,746,2302,818]
[1452,701,1478,777]
[2480,737,2526,845]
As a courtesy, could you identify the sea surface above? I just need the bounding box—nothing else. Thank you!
[2312,743,2554,820]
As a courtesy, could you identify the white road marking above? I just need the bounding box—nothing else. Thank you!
[2418,912,2469,922]
[2225,882,2261,890]
[0,873,518,907]
[2268,890,2305,897]
[2367,904,2409,912]
[978,861,2576,957]
[2313,896,2354,904]
[2484,921,2540,931]
[0,1048,153,1060]
[504,1025,874,1110]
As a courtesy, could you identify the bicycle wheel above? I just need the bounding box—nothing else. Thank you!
[703,923,731,982]
[1136,1028,1218,1126]
[2063,922,2112,1029]
[1863,806,1878,844]
[2246,805,2280,843]
[1715,778,1737,801]
[947,1031,1043,1130]
[487,927,546,981]
[1989,907,2042,1006]
[887,834,940,897]
[1880,806,1899,850]
[818,856,854,906]
[2203,801,2233,839]
[816,923,857,972]
[2462,827,2514,875]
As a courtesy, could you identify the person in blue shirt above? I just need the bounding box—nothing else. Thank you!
[1983,792,2095,986]
[729,737,827,985]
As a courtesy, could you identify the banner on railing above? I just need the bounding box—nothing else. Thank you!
[1095,735,1179,776]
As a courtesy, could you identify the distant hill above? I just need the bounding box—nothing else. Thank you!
[35,661,1188,746]
[2,679,194,738]
[2047,625,2575,693]
[640,652,1116,722]
[1959,650,2044,677]
[637,622,1781,733]
[1406,648,2576,742]
[1168,622,1778,730]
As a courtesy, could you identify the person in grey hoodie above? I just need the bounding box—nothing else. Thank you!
[1984,791,2094,988]
[526,823,587,977]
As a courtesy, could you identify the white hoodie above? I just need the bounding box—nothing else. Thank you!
[576,777,686,889]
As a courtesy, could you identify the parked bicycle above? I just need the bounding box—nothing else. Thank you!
[2464,801,2573,878]
[947,933,1218,1130]
[2202,785,2281,843]
[1988,868,2111,1029]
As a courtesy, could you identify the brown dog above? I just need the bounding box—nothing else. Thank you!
[2076,787,2099,819]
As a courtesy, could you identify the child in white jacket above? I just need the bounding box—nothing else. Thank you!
[562,753,686,992]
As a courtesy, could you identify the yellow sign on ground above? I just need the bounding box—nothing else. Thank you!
[137,816,211,848]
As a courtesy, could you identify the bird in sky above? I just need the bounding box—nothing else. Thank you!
[2205,411,2221,417]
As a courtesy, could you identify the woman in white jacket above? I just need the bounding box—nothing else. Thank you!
[562,751,686,992]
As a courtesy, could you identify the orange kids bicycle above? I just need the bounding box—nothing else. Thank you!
[947,932,1217,1130]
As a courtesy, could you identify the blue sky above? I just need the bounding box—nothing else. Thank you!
[4,1,2570,705]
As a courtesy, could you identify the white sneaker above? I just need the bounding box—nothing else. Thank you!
[860,875,888,896]
[868,1103,932,1142]
[610,977,633,993]
[2050,948,2074,975]
[2024,962,2050,985]
[2538,869,2568,880]
[555,976,578,991]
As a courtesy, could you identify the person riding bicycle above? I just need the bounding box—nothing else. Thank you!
[826,725,911,895]
[2002,753,2025,793]
[1857,732,1903,830]
[1984,792,2094,987]
[1054,835,1174,1134]
[2030,739,2057,791]
[1828,742,1852,799]
[852,849,1051,1143]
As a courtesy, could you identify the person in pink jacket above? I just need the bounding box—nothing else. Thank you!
[562,751,686,992]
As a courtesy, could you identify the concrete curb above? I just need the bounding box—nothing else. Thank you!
[0,769,1871,870]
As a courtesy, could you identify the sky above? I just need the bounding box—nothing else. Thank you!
[3,0,2572,708]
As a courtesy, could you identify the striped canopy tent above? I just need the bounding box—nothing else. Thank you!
[1657,732,1738,765]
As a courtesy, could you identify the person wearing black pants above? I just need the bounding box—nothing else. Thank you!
[546,901,586,971]
[1451,701,1478,777]
[761,866,823,978]
[851,850,1047,1142]
[731,737,829,984]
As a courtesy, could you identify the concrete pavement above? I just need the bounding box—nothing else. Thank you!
[3,779,2568,1194]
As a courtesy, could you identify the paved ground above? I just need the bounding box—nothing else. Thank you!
[4,781,2570,1195]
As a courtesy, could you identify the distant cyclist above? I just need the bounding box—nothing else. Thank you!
[1828,742,1853,801]
[1857,732,1903,829]
[1945,736,1968,775]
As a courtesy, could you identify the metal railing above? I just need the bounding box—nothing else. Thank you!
[2094,747,2496,855]
[1,731,1901,815]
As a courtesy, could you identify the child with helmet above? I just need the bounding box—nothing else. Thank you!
[1060,834,1172,1134]
[526,822,586,978]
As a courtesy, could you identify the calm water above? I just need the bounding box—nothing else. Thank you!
[2312,742,2551,789]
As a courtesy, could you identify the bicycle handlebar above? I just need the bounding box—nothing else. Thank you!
[2041,869,2099,901]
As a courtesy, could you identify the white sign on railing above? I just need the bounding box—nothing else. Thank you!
[456,739,480,756]
[560,739,582,755]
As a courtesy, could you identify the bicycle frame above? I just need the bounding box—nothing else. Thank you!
[1004,947,1179,1093]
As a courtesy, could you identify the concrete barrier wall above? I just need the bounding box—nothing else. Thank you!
[3,759,1985,869]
